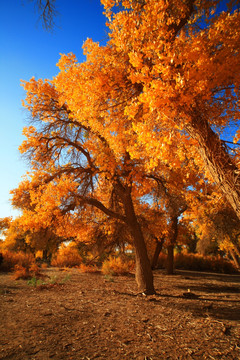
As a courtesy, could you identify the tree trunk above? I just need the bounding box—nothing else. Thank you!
[43,249,52,265]
[186,115,240,219]
[232,242,240,259]
[124,191,155,294]
[166,244,174,275]
[151,237,165,269]
[229,249,240,269]
[166,216,178,275]
[43,249,48,261]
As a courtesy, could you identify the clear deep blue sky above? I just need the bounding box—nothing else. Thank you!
[0,0,108,218]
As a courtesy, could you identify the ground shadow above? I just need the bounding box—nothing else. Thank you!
[176,283,240,294]
[174,269,240,283]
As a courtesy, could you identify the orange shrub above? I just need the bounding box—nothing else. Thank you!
[12,261,41,280]
[79,263,100,273]
[13,265,31,280]
[51,245,83,268]
[0,250,35,272]
[41,263,48,269]
[102,256,135,276]
[174,253,238,273]
[155,252,238,274]
[29,263,41,276]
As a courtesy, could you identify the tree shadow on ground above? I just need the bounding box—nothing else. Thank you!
[151,292,240,321]
[176,283,240,293]
[112,288,240,321]
[173,269,240,283]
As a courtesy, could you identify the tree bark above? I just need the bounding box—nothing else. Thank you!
[43,249,48,261]
[151,237,165,270]
[229,249,240,269]
[166,216,178,275]
[166,244,174,275]
[232,242,240,259]
[186,114,240,220]
[123,190,155,294]
[43,249,52,264]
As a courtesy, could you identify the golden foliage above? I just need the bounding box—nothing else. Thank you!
[0,250,35,272]
[51,244,83,268]
[102,256,135,276]
[9,0,240,288]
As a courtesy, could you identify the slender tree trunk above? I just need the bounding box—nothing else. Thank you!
[232,242,240,259]
[151,237,165,269]
[124,191,155,294]
[43,249,52,264]
[229,249,240,269]
[186,115,240,219]
[166,244,174,275]
[166,216,178,275]
[43,249,48,261]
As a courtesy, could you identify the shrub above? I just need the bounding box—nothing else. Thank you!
[155,252,239,274]
[12,261,41,280]
[51,245,83,268]
[79,263,100,273]
[41,263,48,269]
[101,256,135,276]
[0,250,35,272]
[174,253,238,273]
[13,265,30,280]
[29,263,41,276]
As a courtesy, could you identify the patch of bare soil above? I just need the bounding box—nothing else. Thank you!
[0,268,240,360]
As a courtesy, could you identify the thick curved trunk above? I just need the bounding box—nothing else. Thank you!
[186,116,240,219]
[124,192,155,294]
[132,224,155,294]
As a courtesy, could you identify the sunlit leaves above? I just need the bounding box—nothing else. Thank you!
[12,0,240,270]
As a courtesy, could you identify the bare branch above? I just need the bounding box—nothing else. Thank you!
[29,0,57,30]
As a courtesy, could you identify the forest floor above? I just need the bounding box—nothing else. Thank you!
[0,267,240,360]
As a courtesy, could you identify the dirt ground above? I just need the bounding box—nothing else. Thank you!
[0,268,240,360]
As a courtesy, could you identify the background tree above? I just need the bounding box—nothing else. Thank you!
[147,166,201,274]
[0,215,65,261]
[189,194,240,269]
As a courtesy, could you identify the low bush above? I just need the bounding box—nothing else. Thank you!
[27,273,71,288]
[41,263,48,269]
[0,250,35,272]
[13,265,30,280]
[174,253,238,273]
[13,262,42,280]
[51,245,83,268]
[79,263,100,273]
[155,252,239,274]
[101,256,135,276]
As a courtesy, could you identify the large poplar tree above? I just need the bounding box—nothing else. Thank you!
[15,0,240,294]
[102,0,240,218]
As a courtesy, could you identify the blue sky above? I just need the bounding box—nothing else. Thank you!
[0,0,108,218]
